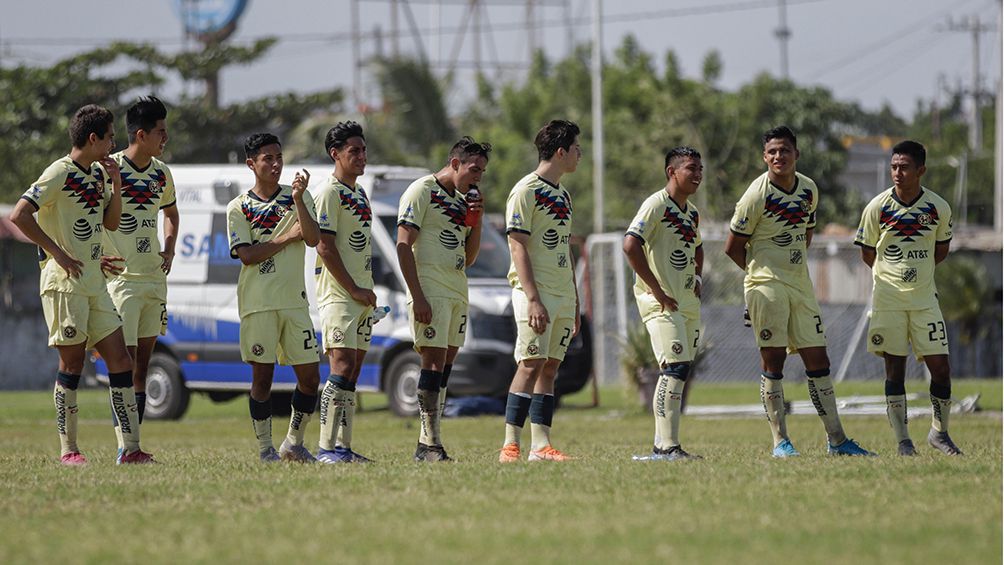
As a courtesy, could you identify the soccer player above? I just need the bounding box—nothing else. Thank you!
[313,121,377,463]
[854,140,961,456]
[724,125,873,457]
[623,147,705,461]
[498,119,581,463]
[226,133,321,462]
[100,96,179,456]
[397,136,489,462]
[10,104,154,464]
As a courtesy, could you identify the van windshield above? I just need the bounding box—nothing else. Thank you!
[378,214,511,280]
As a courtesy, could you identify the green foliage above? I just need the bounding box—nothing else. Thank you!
[935,253,995,344]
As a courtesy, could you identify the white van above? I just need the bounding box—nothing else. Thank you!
[94,164,592,418]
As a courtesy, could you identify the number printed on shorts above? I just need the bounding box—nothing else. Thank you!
[693,329,700,350]
[356,316,373,342]
[927,321,947,345]
[814,315,823,334]
[160,303,167,326]
[302,329,316,350]
[559,327,571,348]
[458,314,467,335]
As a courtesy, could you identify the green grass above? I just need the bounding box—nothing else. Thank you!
[0,379,1000,564]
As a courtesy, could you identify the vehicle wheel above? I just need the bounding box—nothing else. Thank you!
[385,350,422,417]
[143,353,190,420]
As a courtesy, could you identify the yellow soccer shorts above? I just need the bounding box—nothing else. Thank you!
[745,280,826,352]
[106,279,167,346]
[867,307,949,360]
[240,307,319,366]
[319,301,374,352]
[643,310,701,366]
[409,296,468,351]
[512,288,577,363]
[42,290,122,349]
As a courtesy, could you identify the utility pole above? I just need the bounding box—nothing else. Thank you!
[995,1,1002,233]
[591,0,604,235]
[775,0,791,79]
[942,15,994,151]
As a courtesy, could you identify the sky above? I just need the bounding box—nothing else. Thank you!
[2,0,1001,119]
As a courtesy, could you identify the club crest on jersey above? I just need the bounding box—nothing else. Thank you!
[760,329,773,341]
[251,344,264,356]
[424,327,437,340]
[331,329,345,343]
[671,341,683,355]
[63,326,77,339]
[527,343,539,356]
[871,334,884,345]
[917,213,932,226]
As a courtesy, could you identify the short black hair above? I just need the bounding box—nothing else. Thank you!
[126,96,167,143]
[762,125,797,149]
[892,140,926,167]
[69,105,114,149]
[665,146,702,172]
[324,121,365,156]
[534,120,580,161]
[448,136,492,164]
[245,133,281,160]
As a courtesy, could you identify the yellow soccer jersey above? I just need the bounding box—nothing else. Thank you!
[626,189,702,318]
[21,156,111,297]
[314,175,373,305]
[397,174,471,302]
[102,152,176,282]
[226,185,316,317]
[505,174,574,295]
[854,187,952,311]
[729,172,818,291]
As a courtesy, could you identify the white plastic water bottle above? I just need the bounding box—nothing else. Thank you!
[373,306,390,324]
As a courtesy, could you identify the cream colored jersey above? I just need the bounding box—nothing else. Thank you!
[397,174,471,302]
[729,171,818,291]
[854,187,952,311]
[21,156,112,297]
[505,173,574,295]
[314,175,373,306]
[102,152,176,283]
[626,189,702,319]
[226,185,316,317]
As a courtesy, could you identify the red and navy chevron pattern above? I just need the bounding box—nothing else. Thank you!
[764,188,812,228]
[879,201,938,242]
[120,169,164,210]
[430,190,467,228]
[660,207,699,247]
[533,188,571,225]
[62,170,103,215]
[339,187,372,227]
[242,194,293,235]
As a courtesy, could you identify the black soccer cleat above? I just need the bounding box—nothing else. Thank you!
[414,442,453,462]
[652,445,703,461]
[897,439,917,456]
[927,429,963,456]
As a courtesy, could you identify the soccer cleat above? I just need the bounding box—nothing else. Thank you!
[827,438,877,457]
[317,447,373,464]
[260,446,281,462]
[898,439,917,456]
[772,438,800,458]
[654,445,702,461]
[60,452,88,466]
[117,449,157,464]
[528,445,575,462]
[414,442,452,462]
[927,429,963,456]
[498,443,521,463]
[279,440,317,463]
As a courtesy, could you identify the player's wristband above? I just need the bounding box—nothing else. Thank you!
[694,274,703,285]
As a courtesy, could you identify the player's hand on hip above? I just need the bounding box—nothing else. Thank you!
[158,250,175,274]
[653,288,678,312]
[413,295,433,325]
[100,255,125,276]
[55,249,84,278]
[292,169,310,200]
[527,297,550,335]
[351,286,378,308]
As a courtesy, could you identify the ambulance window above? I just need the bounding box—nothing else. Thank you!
[206,213,243,284]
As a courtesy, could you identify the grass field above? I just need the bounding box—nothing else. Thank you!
[0,379,1000,564]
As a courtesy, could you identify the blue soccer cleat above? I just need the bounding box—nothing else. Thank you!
[260,446,281,462]
[279,440,317,463]
[772,438,800,458]
[317,447,373,464]
[827,437,877,456]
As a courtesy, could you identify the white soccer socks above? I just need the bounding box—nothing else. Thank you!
[760,373,788,446]
[54,372,81,456]
[806,370,847,446]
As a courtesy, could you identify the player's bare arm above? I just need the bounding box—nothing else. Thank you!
[291,170,320,247]
[571,251,581,337]
[508,231,549,334]
[623,234,677,312]
[10,198,84,278]
[100,157,123,231]
[859,246,876,268]
[317,232,376,307]
[934,241,950,265]
[805,227,814,248]
[396,224,431,324]
[234,225,301,266]
[160,203,180,274]
[694,244,704,299]
[464,193,484,267]
[724,232,750,271]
